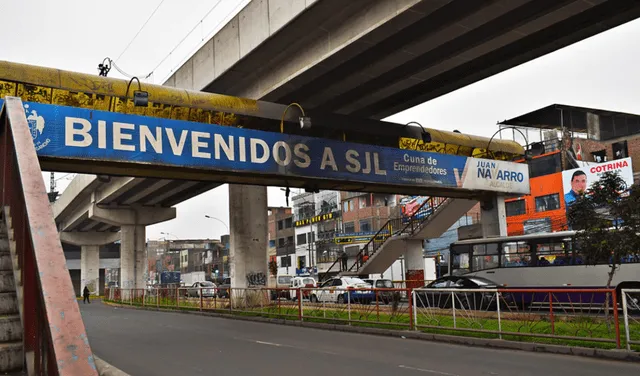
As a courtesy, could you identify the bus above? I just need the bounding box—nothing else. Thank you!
[448,231,640,299]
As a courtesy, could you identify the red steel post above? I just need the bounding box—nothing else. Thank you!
[612,289,621,349]
[548,292,555,335]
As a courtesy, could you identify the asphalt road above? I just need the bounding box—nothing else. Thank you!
[79,301,640,376]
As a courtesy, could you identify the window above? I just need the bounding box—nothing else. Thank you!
[535,194,560,212]
[529,153,561,178]
[297,256,306,269]
[277,238,285,247]
[277,220,284,230]
[344,222,355,233]
[471,243,499,272]
[591,150,607,163]
[280,256,292,267]
[501,241,532,267]
[505,199,526,217]
[359,219,372,232]
[284,218,293,228]
[451,245,470,275]
[287,236,294,245]
[296,233,307,245]
[613,141,629,160]
[360,195,371,208]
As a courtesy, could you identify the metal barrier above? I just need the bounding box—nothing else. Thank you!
[0,97,98,374]
[106,286,640,351]
[621,288,640,351]
[412,288,623,348]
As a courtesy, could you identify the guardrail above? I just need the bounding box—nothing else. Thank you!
[0,97,98,375]
[105,286,640,351]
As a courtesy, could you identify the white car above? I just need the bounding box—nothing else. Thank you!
[290,276,317,301]
[309,277,373,304]
[185,281,217,298]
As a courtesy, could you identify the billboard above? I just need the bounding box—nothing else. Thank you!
[4,99,530,194]
[562,157,634,208]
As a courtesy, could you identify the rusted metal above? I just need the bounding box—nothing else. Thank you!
[1,97,98,375]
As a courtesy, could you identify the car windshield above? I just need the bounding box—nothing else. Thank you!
[377,280,393,288]
[278,276,292,284]
[468,277,496,286]
[201,281,215,286]
[343,277,367,285]
[302,278,315,285]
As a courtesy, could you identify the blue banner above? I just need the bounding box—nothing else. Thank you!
[10,101,529,194]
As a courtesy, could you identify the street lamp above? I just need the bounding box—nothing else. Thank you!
[160,231,178,239]
[204,215,230,233]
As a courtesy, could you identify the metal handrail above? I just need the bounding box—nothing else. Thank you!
[0,97,98,375]
[319,196,449,281]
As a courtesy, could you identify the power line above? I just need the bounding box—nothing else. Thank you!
[116,0,167,62]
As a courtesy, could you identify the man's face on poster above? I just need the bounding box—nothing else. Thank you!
[571,173,587,193]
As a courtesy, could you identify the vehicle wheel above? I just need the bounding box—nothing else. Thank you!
[310,295,318,303]
[337,294,344,304]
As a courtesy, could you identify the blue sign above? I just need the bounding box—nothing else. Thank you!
[6,100,529,193]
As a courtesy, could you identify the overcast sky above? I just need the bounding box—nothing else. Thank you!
[2,1,640,241]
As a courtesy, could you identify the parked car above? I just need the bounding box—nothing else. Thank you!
[270,275,294,300]
[363,278,399,304]
[185,281,217,298]
[414,276,506,309]
[309,277,374,304]
[290,276,317,301]
[217,278,231,298]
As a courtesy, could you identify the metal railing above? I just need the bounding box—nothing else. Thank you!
[319,196,448,281]
[106,286,640,351]
[0,97,98,375]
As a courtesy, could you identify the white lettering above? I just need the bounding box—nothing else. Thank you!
[214,134,234,161]
[273,141,291,166]
[345,150,360,173]
[140,125,162,153]
[250,138,269,163]
[191,131,210,159]
[373,153,387,176]
[239,136,247,162]
[166,128,188,156]
[64,117,93,147]
[293,144,311,168]
[320,147,338,171]
[98,120,106,149]
[113,122,135,151]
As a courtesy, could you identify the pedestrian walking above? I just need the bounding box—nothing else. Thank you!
[83,286,91,304]
[340,251,348,271]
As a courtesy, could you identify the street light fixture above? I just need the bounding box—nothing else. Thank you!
[204,215,230,233]
[160,231,178,239]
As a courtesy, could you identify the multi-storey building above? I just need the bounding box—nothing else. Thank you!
[268,206,295,276]
[499,104,640,235]
[146,238,228,283]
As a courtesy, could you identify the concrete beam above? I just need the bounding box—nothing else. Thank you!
[60,205,89,232]
[93,177,145,205]
[52,174,99,219]
[88,204,176,226]
[144,181,199,206]
[60,231,120,246]
[121,180,172,205]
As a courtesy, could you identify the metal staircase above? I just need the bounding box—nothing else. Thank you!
[320,196,478,281]
[0,97,98,375]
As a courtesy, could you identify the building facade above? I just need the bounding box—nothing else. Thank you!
[268,206,295,276]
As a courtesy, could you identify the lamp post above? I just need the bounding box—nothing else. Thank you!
[160,231,178,239]
[204,215,230,234]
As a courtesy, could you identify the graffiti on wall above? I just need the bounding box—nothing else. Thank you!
[246,272,266,286]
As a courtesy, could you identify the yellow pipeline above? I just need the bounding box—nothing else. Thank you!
[0,60,523,158]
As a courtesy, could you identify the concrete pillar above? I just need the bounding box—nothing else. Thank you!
[403,239,424,289]
[480,194,507,237]
[81,245,99,296]
[229,184,268,289]
[120,225,146,289]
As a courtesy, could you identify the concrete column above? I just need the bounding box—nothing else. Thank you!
[229,184,268,289]
[81,245,99,296]
[480,194,507,237]
[403,240,424,289]
[120,225,146,289]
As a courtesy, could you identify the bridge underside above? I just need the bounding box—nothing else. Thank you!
[197,0,640,119]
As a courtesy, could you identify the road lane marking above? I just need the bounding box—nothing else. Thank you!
[399,365,460,376]
[255,340,283,347]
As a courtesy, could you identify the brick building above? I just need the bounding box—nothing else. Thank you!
[268,206,294,274]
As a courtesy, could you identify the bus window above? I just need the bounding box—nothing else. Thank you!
[451,245,470,275]
[536,242,567,266]
[501,241,532,267]
[471,243,499,272]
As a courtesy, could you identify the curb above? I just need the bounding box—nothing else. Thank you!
[94,355,130,376]
[103,302,640,363]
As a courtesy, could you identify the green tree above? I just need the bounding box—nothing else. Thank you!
[567,171,639,289]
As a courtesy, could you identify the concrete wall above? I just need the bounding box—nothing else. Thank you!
[71,269,106,296]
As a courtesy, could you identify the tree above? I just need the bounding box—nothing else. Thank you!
[567,171,640,289]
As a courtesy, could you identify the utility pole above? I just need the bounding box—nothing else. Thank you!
[47,172,58,203]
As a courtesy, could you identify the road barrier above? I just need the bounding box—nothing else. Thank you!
[105,286,640,351]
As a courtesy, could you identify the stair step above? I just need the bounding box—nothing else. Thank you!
[0,316,21,343]
[0,255,10,272]
[0,238,7,253]
[0,342,23,373]
[0,272,14,294]
[0,294,17,316]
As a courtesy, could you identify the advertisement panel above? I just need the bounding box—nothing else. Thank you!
[562,157,634,209]
[6,100,530,194]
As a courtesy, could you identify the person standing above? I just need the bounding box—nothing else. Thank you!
[340,251,348,271]
[83,286,91,304]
